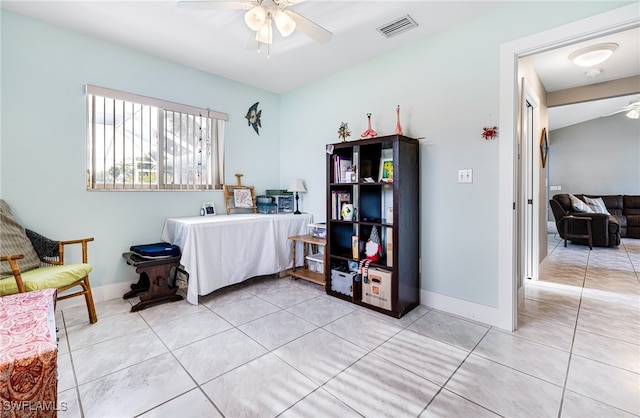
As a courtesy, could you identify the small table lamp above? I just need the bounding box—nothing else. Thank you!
[288,178,306,214]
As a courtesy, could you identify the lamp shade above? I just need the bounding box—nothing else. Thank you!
[288,178,306,193]
[244,6,266,31]
[274,10,296,37]
[256,19,273,44]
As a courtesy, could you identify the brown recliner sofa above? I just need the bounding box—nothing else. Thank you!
[549,194,640,247]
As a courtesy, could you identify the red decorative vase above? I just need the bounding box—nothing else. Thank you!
[395,105,403,135]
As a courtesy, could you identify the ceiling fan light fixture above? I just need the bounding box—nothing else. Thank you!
[244,6,266,31]
[274,10,296,37]
[569,43,618,67]
[256,19,273,45]
[626,109,639,119]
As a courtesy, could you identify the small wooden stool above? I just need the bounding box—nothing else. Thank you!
[122,252,183,311]
[563,215,593,250]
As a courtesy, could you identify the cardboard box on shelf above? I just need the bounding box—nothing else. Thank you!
[362,268,392,310]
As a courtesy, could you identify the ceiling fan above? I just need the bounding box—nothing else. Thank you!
[177,0,333,51]
[604,99,640,119]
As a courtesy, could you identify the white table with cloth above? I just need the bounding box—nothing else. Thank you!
[161,213,312,304]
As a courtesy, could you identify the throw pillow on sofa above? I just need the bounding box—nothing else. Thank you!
[584,196,611,215]
[568,194,594,213]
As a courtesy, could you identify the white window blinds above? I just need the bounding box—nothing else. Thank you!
[86,84,227,190]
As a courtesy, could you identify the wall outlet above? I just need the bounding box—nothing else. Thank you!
[550,185,561,191]
[458,169,473,183]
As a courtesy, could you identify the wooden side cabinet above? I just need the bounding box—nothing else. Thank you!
[289,235,327,286]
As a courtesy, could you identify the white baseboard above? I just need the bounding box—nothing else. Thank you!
[420,289,509,331]
[56,281,132,310]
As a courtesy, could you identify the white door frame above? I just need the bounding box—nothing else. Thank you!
[516,85,541,310]
[497,4,639,331]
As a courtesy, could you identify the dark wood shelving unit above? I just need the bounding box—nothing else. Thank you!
[325,135,420,318]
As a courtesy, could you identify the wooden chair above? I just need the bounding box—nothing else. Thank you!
[0,200,97,323]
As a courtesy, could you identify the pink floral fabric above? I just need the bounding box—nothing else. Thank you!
[0,289,57,417]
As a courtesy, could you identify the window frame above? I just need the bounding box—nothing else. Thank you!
[86,84,227,191]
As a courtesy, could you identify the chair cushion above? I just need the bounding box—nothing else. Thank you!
[0,263,92,295]
[0,200,41,276]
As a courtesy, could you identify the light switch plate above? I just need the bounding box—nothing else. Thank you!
[458,169,473,183]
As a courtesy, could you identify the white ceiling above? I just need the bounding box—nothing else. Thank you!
[529,26,640,130]
[0,0,506,94]
[2,1,639,129]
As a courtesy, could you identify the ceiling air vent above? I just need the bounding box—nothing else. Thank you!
[377,15,418,38]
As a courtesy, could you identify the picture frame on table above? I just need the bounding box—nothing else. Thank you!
[201,202,216,216]
[223,184,257,214]
[379,158,394,183]
[233,188,254,208]
[540,128,549,168]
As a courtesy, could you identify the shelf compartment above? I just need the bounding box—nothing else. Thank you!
[328,222,356,259]
[359,184,383,222]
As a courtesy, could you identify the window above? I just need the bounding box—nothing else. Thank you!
[86,85,227,190]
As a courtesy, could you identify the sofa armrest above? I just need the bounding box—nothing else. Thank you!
[567,212,610,221]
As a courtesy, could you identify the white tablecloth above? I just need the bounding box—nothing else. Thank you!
[161,213,312,304]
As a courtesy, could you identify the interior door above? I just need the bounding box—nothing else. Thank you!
[524,101,534,283]
[515,78,540,325]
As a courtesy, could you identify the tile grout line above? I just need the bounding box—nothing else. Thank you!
[59,310,86,418]
[132,308,226,418]
[416,326,499,418]
[556,241,591,418]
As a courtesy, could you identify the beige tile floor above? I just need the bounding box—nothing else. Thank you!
[55,235,640,417]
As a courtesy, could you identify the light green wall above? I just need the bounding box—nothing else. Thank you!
[1,2,633,312]
[278,1,631,307]
[1,10,281,290]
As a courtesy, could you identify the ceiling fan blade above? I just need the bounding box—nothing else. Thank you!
[277,0,306,6]
[285,10,332,44]
[177,1,254,11]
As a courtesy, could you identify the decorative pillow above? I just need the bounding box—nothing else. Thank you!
[0,200,41,277]
[584,196,611,215]
[568,194,594,213]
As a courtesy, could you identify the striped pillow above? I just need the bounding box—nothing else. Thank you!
[568,194,594,213]
[584,196,610,215]
[0,200,41,277]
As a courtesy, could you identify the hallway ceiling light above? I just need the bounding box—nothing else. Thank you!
[568,43,618,67]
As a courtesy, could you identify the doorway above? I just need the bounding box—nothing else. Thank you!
[497,4,639,331]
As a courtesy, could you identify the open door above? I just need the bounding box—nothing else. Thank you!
[515,78,541,326]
